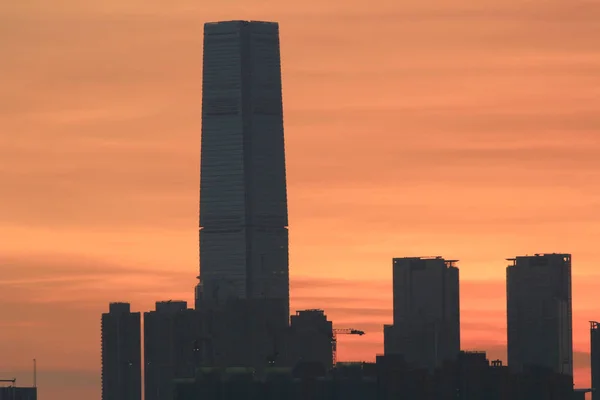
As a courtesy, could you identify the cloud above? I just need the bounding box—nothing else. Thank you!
[2,0,600,239]
[0,253,181,279]
[0,253,195,375]
[323,307,391,319]
[2,0,600,398]
[291,276,390,291]
[0,252,194,306]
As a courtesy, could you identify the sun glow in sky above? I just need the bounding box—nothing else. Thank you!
[1,0,600,398]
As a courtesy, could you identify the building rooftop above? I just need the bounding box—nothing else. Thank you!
[393,257,459,268]
[108,302,131,314]
[205,20,277,25]
[506,253,571,266]
[506,253,571,261]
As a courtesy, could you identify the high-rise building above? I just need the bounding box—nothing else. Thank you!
[506,253,573,375]
[198,20,289,325]
[591,321,600,400]
[384,257,460,371]
[101,302,142,400]
[144,301,202,400]
[287,309,334,370]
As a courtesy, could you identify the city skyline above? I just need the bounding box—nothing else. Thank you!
[1,0,600,399]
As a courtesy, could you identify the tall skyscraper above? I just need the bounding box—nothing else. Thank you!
[198,20,289,324]
[101,302,141,400]
[384,256,460,371]
[144,301,202,400]
[506,253,573,375]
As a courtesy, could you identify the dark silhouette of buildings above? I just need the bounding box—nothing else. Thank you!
[286,309,334,371]
[101,302,141,400]
[171,351,578,400]
[171,363,376,400]
[197,20,290,326]
[94,16,590,400]
[572,389,590,400]
[0,387,37,400]
[144,305,333,390]
[592,321,600,400]
[144,301,203,400]
[0,379,36,400]
[506,254,573,376]
[384,256,460,371]
[199,298,288,371]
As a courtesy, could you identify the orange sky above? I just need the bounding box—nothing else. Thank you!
[1,0,600,399]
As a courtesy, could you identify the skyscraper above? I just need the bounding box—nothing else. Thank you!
[384,257,460,371]
[506,253,573,375]
[198,20,289,324]
[101,302,141,400]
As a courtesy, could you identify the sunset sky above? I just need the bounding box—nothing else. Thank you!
[1,0,600,399]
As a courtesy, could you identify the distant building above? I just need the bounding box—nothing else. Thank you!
[144,301,202,400]
[198,20,290,326]
[506,253,573,376]
[172,363,377,400]
[101,302,141,400]
[0,387,37,400]
[172,354,578,400]
[452,351,510,400]
[196,298,288,371]
[591,321,600,400]
[384,256,460,371]
[287,309,333,370]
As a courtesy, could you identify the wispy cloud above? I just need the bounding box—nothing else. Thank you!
[1,0,599,398]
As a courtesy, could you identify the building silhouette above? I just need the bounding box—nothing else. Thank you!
[101,302,141,400]
[144,301,202,400]
[0,387,37,400]
[198,298,288,371]
[172,351,577,400]
[384,256,460,371]
[286,309,334,371]
[90,16,594,400]
[506,253,573,376]
[198,20,290,326]
[591,321,600,400]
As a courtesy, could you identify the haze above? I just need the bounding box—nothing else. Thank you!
[1,0,599,399]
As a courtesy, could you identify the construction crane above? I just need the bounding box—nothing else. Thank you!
[331,328,365,366]
[0,378,16,386]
